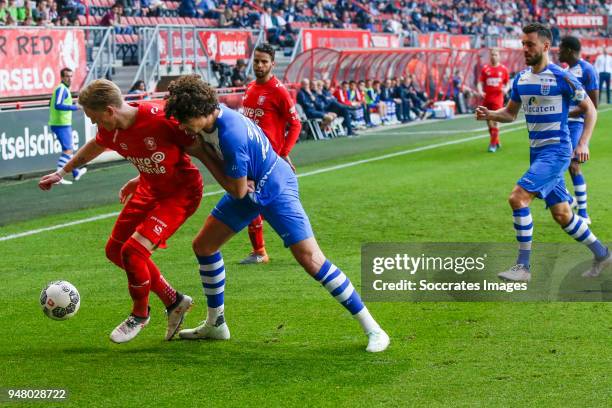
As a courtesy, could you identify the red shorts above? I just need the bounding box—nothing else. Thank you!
[110,186,202,248]
[483,97,504,111]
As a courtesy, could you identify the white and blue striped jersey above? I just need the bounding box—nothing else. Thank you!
[198,104,293,206]
[565,59,598,123]
[510,64,586,148]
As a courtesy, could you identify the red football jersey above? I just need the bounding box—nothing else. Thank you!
[242,76,302,157]
[480,64,509,98]
[95,103,202,197]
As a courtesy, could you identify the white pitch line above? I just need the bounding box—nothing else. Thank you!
[0,123,547,243]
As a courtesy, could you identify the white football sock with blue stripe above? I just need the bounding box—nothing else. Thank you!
[57,153,71,173]
[198,252,225,326]
[513,207,533,268]
[314,260,379,334]
[563,214,609,259]
[571,174,588,218]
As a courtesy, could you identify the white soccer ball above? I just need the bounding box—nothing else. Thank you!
[40,281,80,320]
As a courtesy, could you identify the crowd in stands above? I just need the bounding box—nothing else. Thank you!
[297,74,432,136]
[1,0,609,48]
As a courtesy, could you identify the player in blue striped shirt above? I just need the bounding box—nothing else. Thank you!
[476,23,611,281]
[559,36,599,225]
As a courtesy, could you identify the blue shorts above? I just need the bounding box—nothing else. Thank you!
[50,125,73,151]
[517,144,572,207]
[568,121,584,151]
[211,177,314,247]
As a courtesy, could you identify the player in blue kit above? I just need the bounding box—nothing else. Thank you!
[559,36,599,224]
[164,75,389,352]
[476,23,611,281]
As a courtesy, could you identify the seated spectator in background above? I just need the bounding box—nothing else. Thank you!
[48,0,58,21]
[365,80,389,124]
[4,10,17,25]
[349,80,374,127]
[315,79,355,136]
[447,69,473,114]
[32,0,50,23]
[297,78,337,129]
[101,3,132,33]
[58,0,85,21]
[127,80,148,99]
[232,7,250,28]
[4,0,17,21]
[17,0,33,23]
[139,0,165,17]
[0,0,9,24]
[401,76,426,120]
[231,59,247,87]
[380,78,403,123]
[218,5,235,27]
[197,0,220,18]
[59,15,69,25]
[179,0,200,18]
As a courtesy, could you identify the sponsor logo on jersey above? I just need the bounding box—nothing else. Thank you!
[144,137,157,150]
[258,95,266,105]
[120,143,128,150]
[540,78,553,95]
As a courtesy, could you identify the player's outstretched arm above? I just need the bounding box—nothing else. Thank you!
[574,96,597,163]
[475,99,520,123]
[38,139,106,190]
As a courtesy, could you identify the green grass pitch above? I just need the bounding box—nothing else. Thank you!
[0,112,611,407]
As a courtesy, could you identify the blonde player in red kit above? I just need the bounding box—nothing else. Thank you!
[38,79,202,344]
[478,48,509,153]
[239,43,302,264]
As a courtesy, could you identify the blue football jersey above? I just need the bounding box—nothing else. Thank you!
[565,59,598,123]
[510,64,586,148]
[198,104,292,205]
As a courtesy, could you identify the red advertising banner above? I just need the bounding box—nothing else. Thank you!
[301,29,371,50]
[371,33,401,48]
[198,31,252,64]
[158,30,206,64]
[449,35,471,50]
[417,33,470,49]
[0,29,86,98]
[556,14,607,28]
[580,38,612,56]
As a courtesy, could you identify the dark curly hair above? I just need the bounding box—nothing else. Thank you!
[165,75,219,122]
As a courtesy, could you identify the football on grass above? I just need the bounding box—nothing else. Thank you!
[40,281,80,320]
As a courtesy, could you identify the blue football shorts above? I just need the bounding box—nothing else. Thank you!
[517,143,572,208]
[211,176,314,247]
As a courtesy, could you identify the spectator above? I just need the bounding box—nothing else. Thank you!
[231,59,247,87]
[0,0,8,24]
[197,0,220,18]
[218,6,235,27]
[101,3,133,33]
[5,0,17,21]
[232,7,250,28]
[32,0,50,23]
[127,80,149,99]
[178,0,199,18]
[4,10,16,25]
[376,79,401,123]
[594,48,612,104]
[297,78,337,129]
[57,0,86,21]
[48,0,58,21]
[316,79,355,136]
[365,80,389,124]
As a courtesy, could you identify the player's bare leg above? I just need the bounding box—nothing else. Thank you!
[179,216,234,340]
[289,237,390,352]
[241,215,270,264]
